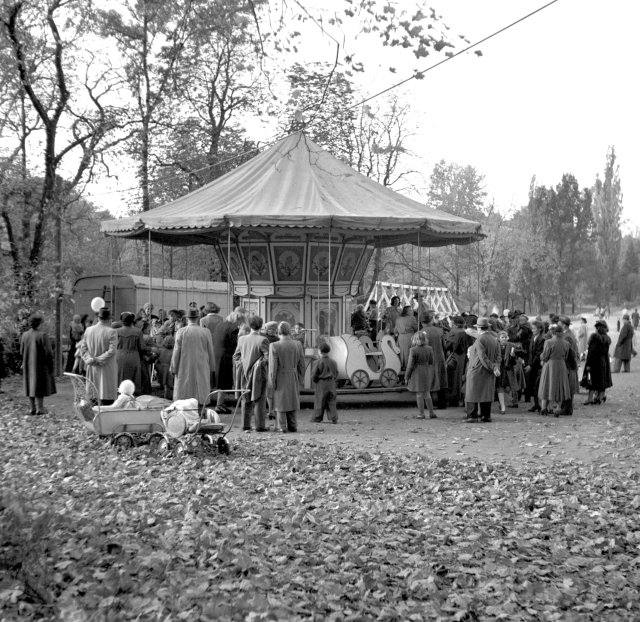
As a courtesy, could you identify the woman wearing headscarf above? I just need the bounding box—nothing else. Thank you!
[538,325,575,417]
[583,319,613,405]
[20,313,56,415]
[394,305,418,369]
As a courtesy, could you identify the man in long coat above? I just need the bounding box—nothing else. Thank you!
[171,307,215,406]
[464,317,500,423]
[233,315,269,432]
[21,313,56,415]
[269,321,306,433]
[80,307,118,404]
[613,314,635,373]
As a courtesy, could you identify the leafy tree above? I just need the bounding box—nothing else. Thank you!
[526,174,593,313]
[591,146,623,306]
[0,0,125,304]
[618,236,640,303]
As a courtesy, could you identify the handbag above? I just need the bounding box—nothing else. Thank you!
[579,370,591,390]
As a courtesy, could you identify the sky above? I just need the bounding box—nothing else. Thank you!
[94,0,639,232]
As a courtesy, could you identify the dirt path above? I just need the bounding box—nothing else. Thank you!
[5,363,638,466]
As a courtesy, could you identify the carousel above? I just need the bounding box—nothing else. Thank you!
[101,132,483,391]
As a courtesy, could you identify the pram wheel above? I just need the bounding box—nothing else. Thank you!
[113,433,134,451]
[175,440,189,457]
[148,433,164,453]
[156,436,171,455]
[217,437,230,455]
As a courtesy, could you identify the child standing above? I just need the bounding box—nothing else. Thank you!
[311,342,339,423]
[156,335,175,400]
[405,331,436,419]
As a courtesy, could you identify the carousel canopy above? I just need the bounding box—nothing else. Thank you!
[101,131,483,247]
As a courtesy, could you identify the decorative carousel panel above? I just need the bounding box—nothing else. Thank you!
[334,244,365,285]
[217,243,246,283]
[268,299,302,326]
[350,246,375,295]
[271,243,306,284]
[312,299,342,337]
[307,243,340,285]
[240,244,272,283]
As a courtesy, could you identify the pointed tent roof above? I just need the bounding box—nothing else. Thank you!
[101,131,483,247]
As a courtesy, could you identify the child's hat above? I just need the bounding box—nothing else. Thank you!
[118,380,135,396]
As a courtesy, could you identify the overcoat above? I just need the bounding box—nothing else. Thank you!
[171,324,215,404]
[584,332,612,392]
[445,327,474,403]
[269,336,305,412]
[405,344,434,393]
[212,320,239,390]
[81,323,118,400]
[233,332,269,402]
[395,314,418,369]
[116,325,145,390]
[538,336,573,402]
[422,324,448,391]
[464,331,500,403]
[21,328,56,398]
[614,322,635,360]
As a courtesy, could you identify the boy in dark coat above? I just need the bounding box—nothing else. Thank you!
[311,342,339,424]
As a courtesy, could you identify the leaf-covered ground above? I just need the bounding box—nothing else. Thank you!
[2,372,640,621]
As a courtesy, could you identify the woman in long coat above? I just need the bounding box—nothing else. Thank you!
[496,331,526,413]
[212,310,244,412]
[583,319,612,404]
[116,312,145,391]
[420,312,448,409]
[538,325,575,417]
[269,321,305,433]
[444,316,474,407]
[21,313,56,415]
[525,321,545,412]
[171,309,215,406]
[395,305,418,369]
[405,331,436,419]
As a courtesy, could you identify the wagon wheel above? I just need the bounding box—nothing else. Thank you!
[113,433,133,451]
[379,368,398,388]
[148,433,164,453]
[217,437,231,455]
[350,369,370,390]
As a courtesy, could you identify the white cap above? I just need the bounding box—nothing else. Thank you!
[118,380,135,396]
[503,309,510,317]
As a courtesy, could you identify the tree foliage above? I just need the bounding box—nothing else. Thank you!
[591,146,623,306]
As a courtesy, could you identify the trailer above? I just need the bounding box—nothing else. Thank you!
[72,274,236,319]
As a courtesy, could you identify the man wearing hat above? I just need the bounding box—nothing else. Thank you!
[80,307,118,405]
[20,312,56,415]
[613,313,635,373]
[171,307,215,407]
[233,315,270,432]
[464,317,500,422]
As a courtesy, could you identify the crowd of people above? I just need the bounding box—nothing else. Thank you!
[59,302,314,433]
[352,299,636,422]
[11,296,637,427]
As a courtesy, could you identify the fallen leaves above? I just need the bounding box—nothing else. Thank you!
[2,391,640,621]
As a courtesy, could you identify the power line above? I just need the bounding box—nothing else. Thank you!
[83,0,560,203]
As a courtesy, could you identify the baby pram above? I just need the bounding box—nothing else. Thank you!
[65,372,168,450]
[158,389,247,456]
